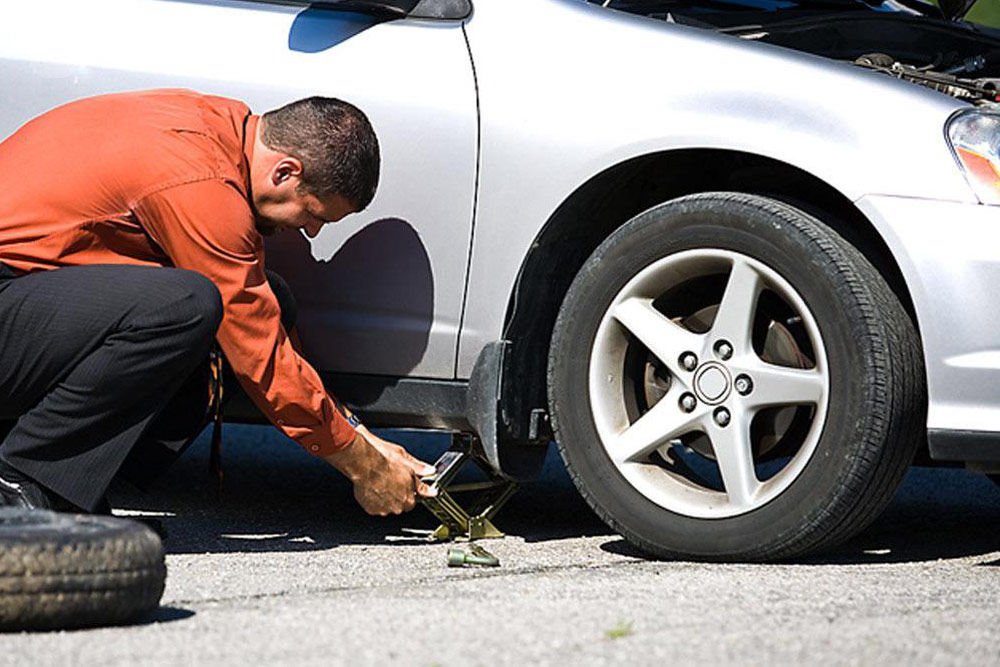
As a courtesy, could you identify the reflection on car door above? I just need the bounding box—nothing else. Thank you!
[0,0,478,379]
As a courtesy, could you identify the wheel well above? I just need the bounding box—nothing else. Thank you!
[498,148,921,446]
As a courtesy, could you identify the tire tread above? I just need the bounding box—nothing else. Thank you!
[0,510,166,631]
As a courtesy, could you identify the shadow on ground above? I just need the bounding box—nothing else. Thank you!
[15,606,198,636]
[111,425,1000,563]
[600,466,1000,565]
[808,466,1000,565]
[110,425,610,555]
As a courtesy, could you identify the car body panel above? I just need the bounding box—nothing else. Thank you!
[456,0,977,375]
[0,0,478,379]
[857,194,1000,434]
[4,0,1000,455]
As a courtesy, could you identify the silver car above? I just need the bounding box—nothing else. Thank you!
[3,0,1000,561]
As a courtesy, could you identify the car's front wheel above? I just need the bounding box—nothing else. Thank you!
[548,192,924,561]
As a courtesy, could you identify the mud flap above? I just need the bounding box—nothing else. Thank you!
[466,341,549,481]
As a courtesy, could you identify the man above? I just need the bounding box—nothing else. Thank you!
[0,89,436,516]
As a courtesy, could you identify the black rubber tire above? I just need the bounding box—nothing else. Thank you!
[548,192,925,562]
[0,509,166,631]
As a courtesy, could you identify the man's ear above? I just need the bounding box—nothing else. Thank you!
[271,156,304,186]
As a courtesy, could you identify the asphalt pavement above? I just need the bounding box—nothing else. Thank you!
[4,425,1000,666]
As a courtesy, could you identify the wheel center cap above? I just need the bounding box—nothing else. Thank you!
[694,363,731,405]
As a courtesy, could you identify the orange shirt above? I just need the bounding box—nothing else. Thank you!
[0,89,355,456]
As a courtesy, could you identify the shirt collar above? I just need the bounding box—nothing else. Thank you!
[242,113,260,194]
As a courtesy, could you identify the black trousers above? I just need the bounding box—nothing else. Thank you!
[0,262,296,511]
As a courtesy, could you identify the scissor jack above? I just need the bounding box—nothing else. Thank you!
[406,435,518,565]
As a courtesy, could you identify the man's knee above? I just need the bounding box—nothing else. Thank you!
[165,270,223,345]
[159,270,289,341]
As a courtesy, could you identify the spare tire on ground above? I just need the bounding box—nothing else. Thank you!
[0,508,166,631]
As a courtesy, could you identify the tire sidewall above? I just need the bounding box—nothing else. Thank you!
[550,194,891,559]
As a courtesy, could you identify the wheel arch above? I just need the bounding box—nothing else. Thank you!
[491,147,925,469]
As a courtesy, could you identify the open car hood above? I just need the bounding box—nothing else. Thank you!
[594,0,1000,102]
[593,0,984,23]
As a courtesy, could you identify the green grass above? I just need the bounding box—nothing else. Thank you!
[966,1,1000,28]
[604,621,634,640]
[926,0,1000,28]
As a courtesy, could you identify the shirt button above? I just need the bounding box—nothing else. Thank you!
[277,419,285,425]
[310,445,320,452]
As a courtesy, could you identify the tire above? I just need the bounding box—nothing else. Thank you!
[548,192,924,561]
[0,509,166,631]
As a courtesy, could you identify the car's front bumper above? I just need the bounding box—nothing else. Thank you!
[857,194,1000,453]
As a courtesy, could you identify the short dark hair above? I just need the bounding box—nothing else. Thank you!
[261,97,380,211]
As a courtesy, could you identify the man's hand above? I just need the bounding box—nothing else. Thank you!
[323,430,437,516]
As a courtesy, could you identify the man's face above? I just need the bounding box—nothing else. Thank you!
[253,157,358,238]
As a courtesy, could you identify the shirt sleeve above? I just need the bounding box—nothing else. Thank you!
[133,178,356,456]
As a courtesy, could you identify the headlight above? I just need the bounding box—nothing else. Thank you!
[947,108,1000,206]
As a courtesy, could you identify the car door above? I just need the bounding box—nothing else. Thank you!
[0,0,478,380]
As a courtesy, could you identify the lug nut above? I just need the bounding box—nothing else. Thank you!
[679,393,697,413]
[735,375,753,396]
[714,407,731,427]
[714,340,733,360]
[679,352,698,372]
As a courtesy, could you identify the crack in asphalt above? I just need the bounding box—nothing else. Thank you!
[170,556,649,608]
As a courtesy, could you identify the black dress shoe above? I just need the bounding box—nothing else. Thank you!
[0,460,121,518]
[91,496,112,515]
[0,459,63,510]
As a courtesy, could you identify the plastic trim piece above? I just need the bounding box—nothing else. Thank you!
[324,374,470,429]
[224,347,548,480]
[928,428,1000,462]
[224,373,470,430]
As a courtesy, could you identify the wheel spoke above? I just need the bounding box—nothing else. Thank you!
[743,362,826,410]
[706,410,759,509]
[710,258,763,356]
[611,297,704,375]
[610,394,704,464]
[588,247,831,520]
